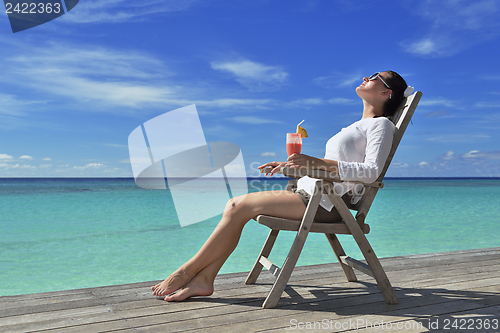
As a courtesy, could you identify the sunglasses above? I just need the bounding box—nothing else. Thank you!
[369,72,391,89]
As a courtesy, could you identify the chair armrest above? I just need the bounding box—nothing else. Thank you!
[260,166,384,188]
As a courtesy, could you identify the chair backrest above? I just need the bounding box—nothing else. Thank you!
[376,91,422,182]
[353,91,422,220]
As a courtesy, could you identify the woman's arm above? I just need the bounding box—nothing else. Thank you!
[285,154,340,178]
[259,154,341,178]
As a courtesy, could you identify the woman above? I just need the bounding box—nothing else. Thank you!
[151,70,409,301]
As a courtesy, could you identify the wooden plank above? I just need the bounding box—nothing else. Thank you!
[258,257,280,277]
[2,250,498,318]
[126,278,499,332]
[3,279,499,333]
[245,229,279,284]
[256,215,370,234]
[339,256,374,278]
[209,279,499,333]
[171,264,498,327]
[2,264,496,330]
[0,248,499,333]
[1,250,498,319]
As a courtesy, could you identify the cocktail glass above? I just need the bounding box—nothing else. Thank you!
[286,133,302,156]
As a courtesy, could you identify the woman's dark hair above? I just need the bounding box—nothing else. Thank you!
[382,70,408,118]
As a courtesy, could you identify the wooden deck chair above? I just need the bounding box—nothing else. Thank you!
[245,91,422,309]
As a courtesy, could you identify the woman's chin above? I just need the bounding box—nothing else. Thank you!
[355,86,364,97]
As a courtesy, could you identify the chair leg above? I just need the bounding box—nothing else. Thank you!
[262,228,309,309]
[326,190,398,305]
[245,229,279,285]
[351,231,398,304]
[325,233,357,282]
[260,180,323,308]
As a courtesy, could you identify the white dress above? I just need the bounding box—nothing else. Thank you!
[296,117,395,211]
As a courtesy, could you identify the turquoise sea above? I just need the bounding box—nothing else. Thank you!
[1,177,499,297]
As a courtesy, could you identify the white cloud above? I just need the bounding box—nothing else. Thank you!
[0,163,36,169]
[42,157,52,161]
[232,116,282,124]
[73,163,105,170]
[388,157,500,178]
[61,0,199,24]
[402,0,500,57]
[0,94,45,117]
[67,79,172,107]
[403,38,439,57]
[392,162,409,168]
[260,152,277,157]
[0,42,285,116]
[197,98,275,109]
[313,72,361,89]
[481,75,500,81]
[439,151,455,160]
[427,134,490,143]
[328,97,357,105]
[103,143,128,149]
[460,150,500,160]
[211,60,288,92]
[287,98,324,108]
[0,161,133,177]
[19,155,34,160]
[475,102,500,108]
[0,154,13,161]
[281,96,356,108]
[419,98,455,108]
[1,43,176,111]
[424,110,452,118]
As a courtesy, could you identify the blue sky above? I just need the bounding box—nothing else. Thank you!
[1,0,500,178]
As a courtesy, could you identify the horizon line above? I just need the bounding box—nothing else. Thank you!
[2,176,500,180]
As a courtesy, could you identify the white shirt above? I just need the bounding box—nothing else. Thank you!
[297,117,395,211]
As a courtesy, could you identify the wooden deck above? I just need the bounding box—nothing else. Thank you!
[1,247,499,332]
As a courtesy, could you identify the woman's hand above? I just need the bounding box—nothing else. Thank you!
[287,154,340,177]
[285,153,319,169]
[258,161,287,176]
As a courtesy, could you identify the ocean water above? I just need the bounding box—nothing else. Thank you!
[1,177,499,296]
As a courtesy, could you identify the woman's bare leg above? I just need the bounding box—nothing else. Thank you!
[160,234,239,301]
[161,247,233,301]
[151,190,306,299]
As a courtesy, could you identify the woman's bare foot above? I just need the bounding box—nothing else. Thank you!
[164,273,214,302]
[151,269,192,296]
